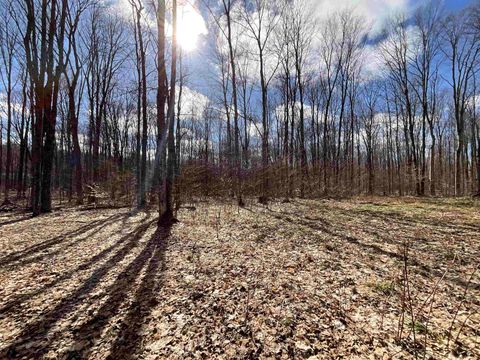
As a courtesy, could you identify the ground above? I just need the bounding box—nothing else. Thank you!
[0,197,479,359]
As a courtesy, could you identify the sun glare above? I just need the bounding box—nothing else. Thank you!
[176,3,207,52]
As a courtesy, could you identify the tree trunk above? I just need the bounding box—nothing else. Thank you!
[156,0,169,221]
[164,0,177,222]
[68,87,83,204]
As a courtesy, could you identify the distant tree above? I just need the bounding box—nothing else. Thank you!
[239,0,282,203]
[411,1,443,196]
[443,9,480,196]
[360,81,381,195]
[129,0,149,208]
[63,0,91,205]
[381,14,420,195]
[0,5,19,204]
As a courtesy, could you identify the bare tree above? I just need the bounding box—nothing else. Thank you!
[0,5,18,204]
[381,14,420,195]
[411,1,443,196]
[239,0,281,203]
[206,0,245,205]
[156,0,169,222]
[165,0,178,221]
[318,13,344,194]
[21,0,70,214]
[444,8,480,196]
[63,0,91,205]
[289,0,315,197]
[360,81,381,195]
[129,0,149,208]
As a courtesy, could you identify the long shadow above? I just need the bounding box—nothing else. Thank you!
[330,207,480,264]
[0,212,127,269]
[1,217,157,359]
[0,213,142,316]
[349,208,480,234]
[108,226,170,359]
[286,201,479,255]
[280,200,480,235]
[2,212,132,271]
[0,216,31,227]
[67,224,170,359]
[261,207,480,291]
[70,225,171,359]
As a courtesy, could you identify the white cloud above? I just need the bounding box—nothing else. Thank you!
[248,122,261,139]
[106,0,156,28]
[467,94,480,110]
[178,86,210,120]
[215,1,281,84]
[0,93,25,118]
[310,0,409,38]
[361,23,421,81]
[274,102,313,124]
[361,43,386,80]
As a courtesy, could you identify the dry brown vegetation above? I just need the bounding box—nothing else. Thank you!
[0,197,479,359]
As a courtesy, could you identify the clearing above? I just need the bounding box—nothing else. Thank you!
[0,197,479,359]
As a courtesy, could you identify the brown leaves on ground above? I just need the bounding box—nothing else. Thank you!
[0,197,478,359]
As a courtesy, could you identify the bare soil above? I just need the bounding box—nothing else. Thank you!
[0,197,479,359]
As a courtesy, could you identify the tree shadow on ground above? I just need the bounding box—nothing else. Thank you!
[259,206,480,292]
[0,212,129,269]
[0,216,32,227]
[2,214,157,359]
[106,225,170,359]
[0,213,142,315]
[348,208,480,234]
[66,224,171,359]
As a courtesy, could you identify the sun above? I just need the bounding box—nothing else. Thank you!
[176,2,207,52]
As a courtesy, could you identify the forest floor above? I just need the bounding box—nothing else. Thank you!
[0,197,479,359]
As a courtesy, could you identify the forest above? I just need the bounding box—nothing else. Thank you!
[0,0,479,359]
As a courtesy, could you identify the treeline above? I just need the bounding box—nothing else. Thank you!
[0,0,479,218]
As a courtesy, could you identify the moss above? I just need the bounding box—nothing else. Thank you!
[368,280,396,296]
[410,320,428,334]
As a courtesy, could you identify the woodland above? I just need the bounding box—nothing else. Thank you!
[0,0,479,358]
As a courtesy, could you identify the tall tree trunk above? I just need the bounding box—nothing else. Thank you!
[3,77,12,203]
[68,87,83,204]
[224,0,243,206]
[17,78,28,198]
[134,3,148,208]
[296,62,307,198]
[156,0,169,221]
[164,0,177,222]
[259,48,269,204]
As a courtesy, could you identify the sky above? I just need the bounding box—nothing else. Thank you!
[445,0,473,10]
[181,0,478,109]
[0,0,477,124]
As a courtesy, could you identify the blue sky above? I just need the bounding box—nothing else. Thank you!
[188,0,477,95]
[0,0,478,121]
[444,0,473,11]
